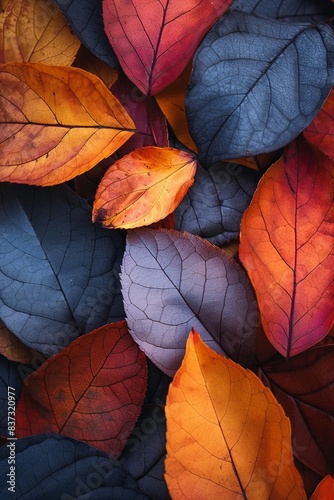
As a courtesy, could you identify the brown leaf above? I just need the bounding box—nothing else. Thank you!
[0,320,33,364]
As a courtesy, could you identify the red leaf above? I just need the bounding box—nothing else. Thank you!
[102,0,233,95]
[239,137,334,357]
[304,87,334,160]
[16,321,147,457]
[259,345,334,477]
[310,475,334,500]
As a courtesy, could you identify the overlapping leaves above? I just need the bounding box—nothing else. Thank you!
[0,0,333,498]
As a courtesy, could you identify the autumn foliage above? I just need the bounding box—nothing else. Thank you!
[0,0,333,499]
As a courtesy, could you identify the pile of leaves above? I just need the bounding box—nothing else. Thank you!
[0,0,333,498]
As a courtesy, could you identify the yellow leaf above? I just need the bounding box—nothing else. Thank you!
[92,146,197,229]
[0,62,135,185]
[0,0,80,64]
[165,330,306,499]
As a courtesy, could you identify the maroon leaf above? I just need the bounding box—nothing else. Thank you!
[16,321,148,457]
[111,74,168,155]
[259,345,334,477]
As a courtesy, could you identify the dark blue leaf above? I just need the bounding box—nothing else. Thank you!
[52,0,119,69]
[0,184,125,355]
[186,10,334,166]
[120,360,171,500]
[0,356,23,437]
[0,434,152,499]
[175,162,261,246]
[231,0,334,23]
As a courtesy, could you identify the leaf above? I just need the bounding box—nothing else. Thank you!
[121,228,258,376]
[0,0,81,65]
[73,45,119,88]
[310,475,334,500]
[231,0,334,23]
[174,161,261,246]
[0,321,33,364]
[111,74,169,154]
[155,61,197,152]
[165,330,306,499]
[16,321,148,457]
[259,345,334,476]
[52,0,120,69]
[0,183,125,355]
[303,87,334,160]
[102,0,233,95]
[120,360,172,499]
[239,138,334,357]
[0,434,152,499]
[185,10,334,167]
[0,61,135,186]
[92,147,197,229]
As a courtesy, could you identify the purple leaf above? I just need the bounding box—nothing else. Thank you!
[121,228,258,376]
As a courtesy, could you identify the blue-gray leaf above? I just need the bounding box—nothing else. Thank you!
[186,11,334,166]
[175,161,261,246]
[0,184,125,355]
[231,0,334,23]
[0,434,151,500]
[52,0,120,69]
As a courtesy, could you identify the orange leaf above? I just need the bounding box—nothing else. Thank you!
[239,137,334,358]
[155,62,197,152]
[165,330,306,499]
[0,0,80,64]
[304,87,334,160]
[0,62,135,185]
[0,320,33,364]
[310,475,334,500]
[16,321,147,457]
[92,146,197,229]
